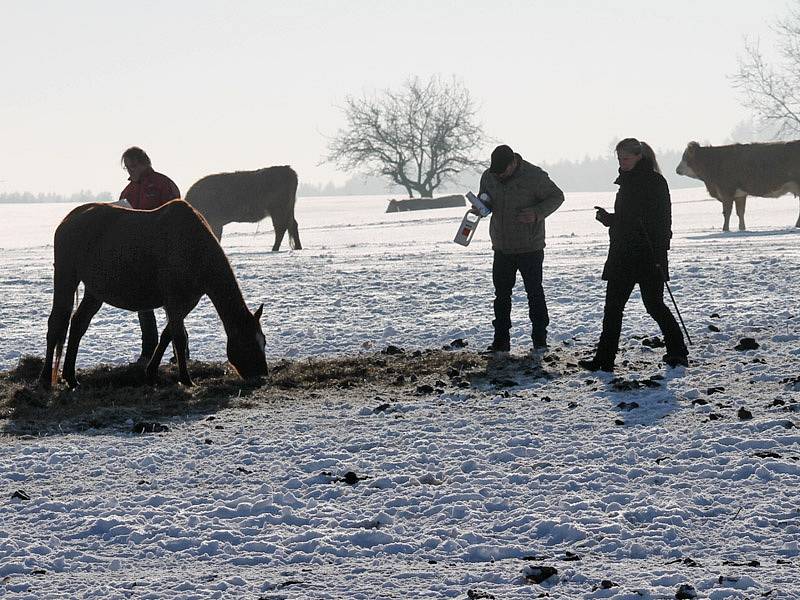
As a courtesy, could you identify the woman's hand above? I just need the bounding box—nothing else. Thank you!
[594,206,612,227]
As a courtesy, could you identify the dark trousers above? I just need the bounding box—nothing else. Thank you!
[138,310,159,358]
[492,249,549,344]
[595,277,687,362]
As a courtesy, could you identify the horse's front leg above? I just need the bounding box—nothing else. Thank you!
[61,293,103,388]
[145,326,173,385]
[168,316,192,386]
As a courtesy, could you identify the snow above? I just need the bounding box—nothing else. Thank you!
[0,187,799,598]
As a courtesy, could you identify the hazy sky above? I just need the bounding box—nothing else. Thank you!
[0,0,787,195]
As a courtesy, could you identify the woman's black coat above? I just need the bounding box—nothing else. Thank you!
[601,156,672,282]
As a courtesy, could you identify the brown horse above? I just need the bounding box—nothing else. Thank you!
[184,166,302,251]
[38,200,269,389]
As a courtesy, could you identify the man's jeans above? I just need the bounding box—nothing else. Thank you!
[492,249,549,345]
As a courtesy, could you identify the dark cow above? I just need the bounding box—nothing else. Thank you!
[676,140,800,231]
[185,166,301,251]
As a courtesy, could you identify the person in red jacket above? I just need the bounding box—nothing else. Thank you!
[119,147,181,364]
[120,146,180,210]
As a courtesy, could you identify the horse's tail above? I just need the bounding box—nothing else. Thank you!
[51,344,63,387]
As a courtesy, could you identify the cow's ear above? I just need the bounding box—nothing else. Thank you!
[254,304,263,320]
[688,141,700,149]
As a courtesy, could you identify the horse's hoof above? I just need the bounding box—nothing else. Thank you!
[66,380,79,390]
[179,379,194,387]
[37,378,52,391]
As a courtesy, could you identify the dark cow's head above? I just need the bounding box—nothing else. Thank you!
[676,141,701,179]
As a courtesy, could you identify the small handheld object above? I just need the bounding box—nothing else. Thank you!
[466,191,492,217]
[454,211,482,246]
[454,191,492,246]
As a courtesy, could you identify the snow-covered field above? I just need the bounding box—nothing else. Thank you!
[1,188,799,598]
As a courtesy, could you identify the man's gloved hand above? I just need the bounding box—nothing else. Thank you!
[594,206,612,227]
[517,207,541,224]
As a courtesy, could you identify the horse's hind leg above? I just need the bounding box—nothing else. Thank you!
[289,218,302,250]
[165,314,192,386]
[145,325,173,385]
[61,293,103,388]
[39,268,78,389]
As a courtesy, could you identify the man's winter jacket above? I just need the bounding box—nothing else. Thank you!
[479,154,564,253]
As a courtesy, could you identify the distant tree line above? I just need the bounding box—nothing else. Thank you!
[299,149,700,196]
[0,190,113,204]
[1,118,779,202]
[537,149,697,192]
[304,116,783,196]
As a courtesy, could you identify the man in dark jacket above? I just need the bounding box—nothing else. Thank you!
[119,146,181,364]
[478,144,565,353]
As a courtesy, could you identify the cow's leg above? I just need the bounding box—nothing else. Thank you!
[289,218,302,250]
[271,213,287,252]
[721,197,733,232]
[734,196,747,231]
[61,293,103,388]
[795,195,800,228]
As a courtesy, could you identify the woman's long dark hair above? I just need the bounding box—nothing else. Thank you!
[616,137,661,174]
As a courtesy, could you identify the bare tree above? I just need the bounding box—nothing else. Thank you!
[326,76,485,198]
[733,3,800,137]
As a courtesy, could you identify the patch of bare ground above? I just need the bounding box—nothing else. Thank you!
[0,347,493,435]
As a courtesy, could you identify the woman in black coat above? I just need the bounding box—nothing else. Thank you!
[579,138,688,372]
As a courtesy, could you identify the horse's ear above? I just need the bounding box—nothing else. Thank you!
[254,304,263,321]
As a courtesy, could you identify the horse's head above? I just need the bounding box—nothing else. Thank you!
[227,304,269,379]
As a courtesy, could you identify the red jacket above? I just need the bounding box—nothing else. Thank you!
[120,167,180,210]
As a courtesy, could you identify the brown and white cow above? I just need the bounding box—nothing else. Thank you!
[676,140,800,231]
